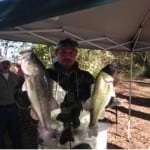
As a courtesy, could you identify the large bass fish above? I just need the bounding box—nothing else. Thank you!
[89,70,116,128]
[18,50,57,140]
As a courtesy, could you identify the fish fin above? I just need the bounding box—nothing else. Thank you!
[22,82,27,91]
[50,97,59,111]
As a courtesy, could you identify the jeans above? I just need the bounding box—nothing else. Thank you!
[0,103,23,149]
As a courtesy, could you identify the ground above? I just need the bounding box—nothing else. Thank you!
[107,78,150,149]
[5,78,150,149]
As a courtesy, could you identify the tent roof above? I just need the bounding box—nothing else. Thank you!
[0,0,150,52]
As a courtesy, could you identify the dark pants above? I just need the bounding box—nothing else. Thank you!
[0,103,23,149]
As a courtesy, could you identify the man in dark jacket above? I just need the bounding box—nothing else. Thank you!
[0,57,23,148]
[46,38,94,144]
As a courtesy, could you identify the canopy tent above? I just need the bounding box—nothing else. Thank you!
[0,0,150,52]
[0,0,149,143]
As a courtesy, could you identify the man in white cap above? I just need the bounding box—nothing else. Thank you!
[0,57,23,148]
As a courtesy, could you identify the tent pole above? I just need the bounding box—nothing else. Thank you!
[127,52,133,142]
[127,10,150,141]
[16,26,57,44]
[107,38,131,51]
[126,10,150,142]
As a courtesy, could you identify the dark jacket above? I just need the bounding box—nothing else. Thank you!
[0,71,20,105]
[46,61,94,103]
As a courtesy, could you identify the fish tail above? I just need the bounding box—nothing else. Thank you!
[89,108,99,128]
[38,127,57,142]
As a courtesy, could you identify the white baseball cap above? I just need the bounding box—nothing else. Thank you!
[0,56,11,63]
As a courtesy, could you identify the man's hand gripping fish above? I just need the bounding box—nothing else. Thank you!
[18,51,56,141]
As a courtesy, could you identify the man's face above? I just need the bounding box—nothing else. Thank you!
[0,61,10,73]
[57,48,77,69]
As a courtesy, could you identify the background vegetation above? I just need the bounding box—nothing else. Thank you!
[0,39,150,79]
[31,43,150,79]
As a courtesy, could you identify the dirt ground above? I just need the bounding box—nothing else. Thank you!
[107,78,150,149]
[5,78,150,149]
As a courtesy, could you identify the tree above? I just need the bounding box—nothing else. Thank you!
[1,39,147,79]
[77,49,115,76]
[31,44,56,68]
[0,39,32,62]
[133,52,150,77]
[32,44,116,77]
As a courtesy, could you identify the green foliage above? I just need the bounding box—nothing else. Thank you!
[133,52,150,77]
[112,51,150,79]
[31,44,56,68]
[77,49,115,77]
[1,40,149,79]
[31,45,116,77]
[31,43,150,79]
